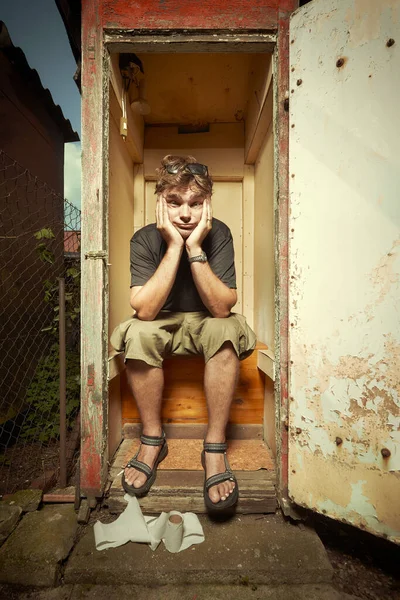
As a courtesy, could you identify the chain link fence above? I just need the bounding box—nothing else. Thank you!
[0,148,81,495]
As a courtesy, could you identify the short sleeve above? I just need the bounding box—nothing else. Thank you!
[130,231,158,287]
[207,225,237,289]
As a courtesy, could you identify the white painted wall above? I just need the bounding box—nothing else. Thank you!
[288,0,400,543]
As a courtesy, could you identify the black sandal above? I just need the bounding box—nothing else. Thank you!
[122,431,168,497]
[201,441,239,512]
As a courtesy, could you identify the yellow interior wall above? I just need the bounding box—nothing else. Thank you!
[253,123,274,349]
[108,115,135,346]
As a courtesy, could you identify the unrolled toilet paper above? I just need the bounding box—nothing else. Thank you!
[94,494,204,553]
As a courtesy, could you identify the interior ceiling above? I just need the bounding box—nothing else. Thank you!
[130,53,267,126]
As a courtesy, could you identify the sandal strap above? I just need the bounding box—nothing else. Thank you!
[140,431,165,446]
[203,442,227,453]
[205,471,235,492]
[125,458,152,477]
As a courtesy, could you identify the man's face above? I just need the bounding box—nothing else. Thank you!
[163,186,207,239]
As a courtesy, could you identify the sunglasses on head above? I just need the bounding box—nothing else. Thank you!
[166,163,209,176]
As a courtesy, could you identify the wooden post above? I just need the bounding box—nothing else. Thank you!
[80,0,110,498]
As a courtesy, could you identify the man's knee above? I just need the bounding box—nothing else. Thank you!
[125,319,172,366]
[200,314,256,363]
[201,316,240,346]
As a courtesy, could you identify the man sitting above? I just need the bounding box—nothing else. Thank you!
[111,155,256,512]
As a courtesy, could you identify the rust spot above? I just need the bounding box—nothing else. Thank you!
[296,79,303,86]
[234,398,244,405]
[290,322,294,327]
[291,174,295,178]
[87,364,95,387]
[283,418,289,430]
[291,123,295,128]
[386,38,395,47]
[381,448,391,458]
[336,57,346,68]
[292,469,296,474]
[296,427,302,435]
[291,67,295,72]
[284,98,290,111]
[291,39,295,44]
[291,228,295,232]
[335,437,343,446]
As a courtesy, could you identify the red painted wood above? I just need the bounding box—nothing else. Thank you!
[80,0,109,497]
[101,0,282,30]
[275,14,291,499]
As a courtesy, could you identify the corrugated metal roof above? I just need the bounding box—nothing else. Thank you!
[0,21,79,143]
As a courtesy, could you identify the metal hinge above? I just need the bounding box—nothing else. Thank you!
[84,251,110,266]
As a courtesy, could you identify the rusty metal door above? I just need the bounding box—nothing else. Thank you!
[288,0,400,543]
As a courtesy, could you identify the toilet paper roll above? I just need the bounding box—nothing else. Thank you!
[94,495,205,552]
[163,513,184,553]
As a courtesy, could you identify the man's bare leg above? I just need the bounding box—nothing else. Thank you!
[204,342,240,504]
[124,359,164,489]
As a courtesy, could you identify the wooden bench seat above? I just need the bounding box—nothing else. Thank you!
[121,342,267,426]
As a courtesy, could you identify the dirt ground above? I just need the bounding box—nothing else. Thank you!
[312,515,400,600]
[0,441,60,495]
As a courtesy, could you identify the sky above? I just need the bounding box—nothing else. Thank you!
[1,0,82,208]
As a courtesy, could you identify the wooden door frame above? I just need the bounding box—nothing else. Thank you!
[80,20,292,505]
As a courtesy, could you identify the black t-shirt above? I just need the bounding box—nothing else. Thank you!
[130,218,236,312]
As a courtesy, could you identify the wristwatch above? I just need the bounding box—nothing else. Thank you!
[188,251,207,264]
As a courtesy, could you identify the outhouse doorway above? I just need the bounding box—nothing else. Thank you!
[104,39,279,513]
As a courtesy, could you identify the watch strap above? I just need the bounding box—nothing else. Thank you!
[188,251,207,263]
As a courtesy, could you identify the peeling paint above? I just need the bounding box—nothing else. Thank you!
[289,0,400,544]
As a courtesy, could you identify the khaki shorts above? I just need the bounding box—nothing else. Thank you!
[110,311,257,368]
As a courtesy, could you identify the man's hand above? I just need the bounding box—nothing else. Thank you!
[156,197,184,249]
[186,198,212,257]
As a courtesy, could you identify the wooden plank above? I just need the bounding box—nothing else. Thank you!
[80,0,109,498]
[133,163,145,231]
[101,2,281,31]
[245,86,274,164]
[144,146,244,180]
[108,374,122,460]
[106,469,276,514]
[123,423,263,440]
[121,343,267,425]
[274,14,291,502]
[242,165,255,330]
[258,348,276,381]
[105,34,276,54]
[245,56,274,163]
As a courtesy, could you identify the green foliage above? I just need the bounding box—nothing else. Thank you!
[40,267,81,337]
[21,344,80,443]
[35,228,56,264]
[33,228,81,338]
[20,228,81,444]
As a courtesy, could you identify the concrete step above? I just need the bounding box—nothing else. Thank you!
[0,583,362,600]
[64,513,333,587]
